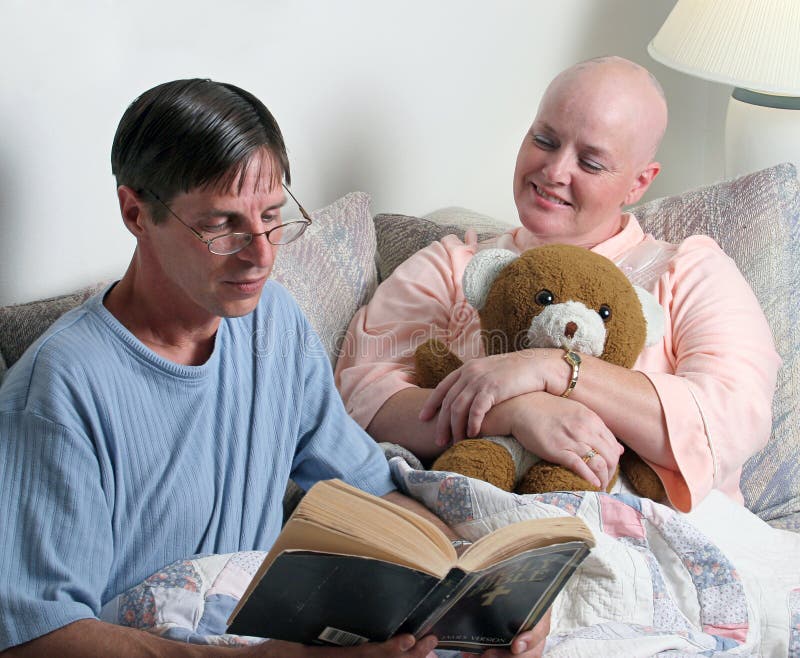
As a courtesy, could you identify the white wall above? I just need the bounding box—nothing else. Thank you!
[0,0,732,305]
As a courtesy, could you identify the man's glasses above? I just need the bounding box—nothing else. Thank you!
[144,184,312,256]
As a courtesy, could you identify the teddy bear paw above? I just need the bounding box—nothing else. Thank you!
[432,439,516,492]
[516,461,618,495]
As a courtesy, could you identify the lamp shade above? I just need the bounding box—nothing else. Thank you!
[648,0,800,95]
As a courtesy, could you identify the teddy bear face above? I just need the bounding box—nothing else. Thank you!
[478,245,647,368]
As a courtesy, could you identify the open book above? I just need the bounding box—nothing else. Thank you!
[227,479,595,652]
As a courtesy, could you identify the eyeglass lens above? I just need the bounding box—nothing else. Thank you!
[207,221,309,255]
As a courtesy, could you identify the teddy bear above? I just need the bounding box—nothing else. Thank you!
[414,243,667,501]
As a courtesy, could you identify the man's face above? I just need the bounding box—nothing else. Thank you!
[141,152,285,322]
[512,66,660,247]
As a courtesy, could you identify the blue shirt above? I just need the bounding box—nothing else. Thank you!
[0,282,395,650]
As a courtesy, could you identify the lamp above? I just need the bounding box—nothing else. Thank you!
[648,0,800,178]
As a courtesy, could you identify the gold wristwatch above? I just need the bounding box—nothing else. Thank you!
[560,349,581,398]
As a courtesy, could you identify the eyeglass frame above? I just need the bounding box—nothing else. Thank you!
[141,184,313,255]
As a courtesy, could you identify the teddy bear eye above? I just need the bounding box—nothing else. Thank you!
[535,289,554,306]
[598,304,612,322]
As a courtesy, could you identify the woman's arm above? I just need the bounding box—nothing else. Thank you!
[556,353,673,468]
[421,348,674,470]
[335,235,480,434]
[419,237,780,510]
[367,388,441,459]
[371,387,621,491]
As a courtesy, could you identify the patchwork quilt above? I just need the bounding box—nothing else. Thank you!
[392,459,800,657]
[100,458,800,657]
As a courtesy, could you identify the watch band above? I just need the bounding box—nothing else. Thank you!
[560,349,581,398]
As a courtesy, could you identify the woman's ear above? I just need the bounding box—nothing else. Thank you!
[624,161,661,206]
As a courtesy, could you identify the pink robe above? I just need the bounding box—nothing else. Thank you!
[335,214,780,511]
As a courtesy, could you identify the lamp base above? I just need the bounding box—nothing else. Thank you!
[725,89,800,179]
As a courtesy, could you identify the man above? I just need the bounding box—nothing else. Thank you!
[0,79,546,657]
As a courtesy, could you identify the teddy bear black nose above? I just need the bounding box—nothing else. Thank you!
[564,321,578,339]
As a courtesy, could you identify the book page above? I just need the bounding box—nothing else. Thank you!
[249,479,455,584]
[267,518,446,575]
[294,480,455,572]
[322,480,455,560]
[230,479,457,622]
[457,516,595,572]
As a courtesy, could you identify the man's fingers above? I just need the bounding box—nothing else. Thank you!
[365,633,438,657]
[511,608,551,656]
[405,634,438,656]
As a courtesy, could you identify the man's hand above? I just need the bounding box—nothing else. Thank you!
[258,634,438,657]
[1,620,438,658]
[480,608,551,658]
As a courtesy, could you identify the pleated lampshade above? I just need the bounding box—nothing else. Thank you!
[649,0,800,177]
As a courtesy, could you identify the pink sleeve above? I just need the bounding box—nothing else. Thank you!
[334,235,480,429]
[636,236,780,511]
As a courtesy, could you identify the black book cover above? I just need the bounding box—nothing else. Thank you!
[227,541,589,651]
[227,551,441,645]
[422,542,588,650]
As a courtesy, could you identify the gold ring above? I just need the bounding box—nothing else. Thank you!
[581,449,598,464]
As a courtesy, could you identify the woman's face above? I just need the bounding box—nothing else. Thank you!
[513,65,661,248]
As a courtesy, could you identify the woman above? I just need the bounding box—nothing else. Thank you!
[335,56,779,513]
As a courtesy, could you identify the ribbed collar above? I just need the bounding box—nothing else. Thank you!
[87,283,224,380]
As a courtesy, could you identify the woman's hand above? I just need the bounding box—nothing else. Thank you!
[487,392,623,490]
[419,350,555,447]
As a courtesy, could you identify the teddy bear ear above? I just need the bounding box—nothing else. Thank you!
[462,249,518,310]
[634,285,665,346]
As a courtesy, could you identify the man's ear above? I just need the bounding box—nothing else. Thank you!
[117,185,149,237]
[623,161,661,206]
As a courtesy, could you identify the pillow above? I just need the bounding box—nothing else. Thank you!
[374,208,512,281]
[0,283,107,379]
[631,162,800,531]
[272,191,378,365]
